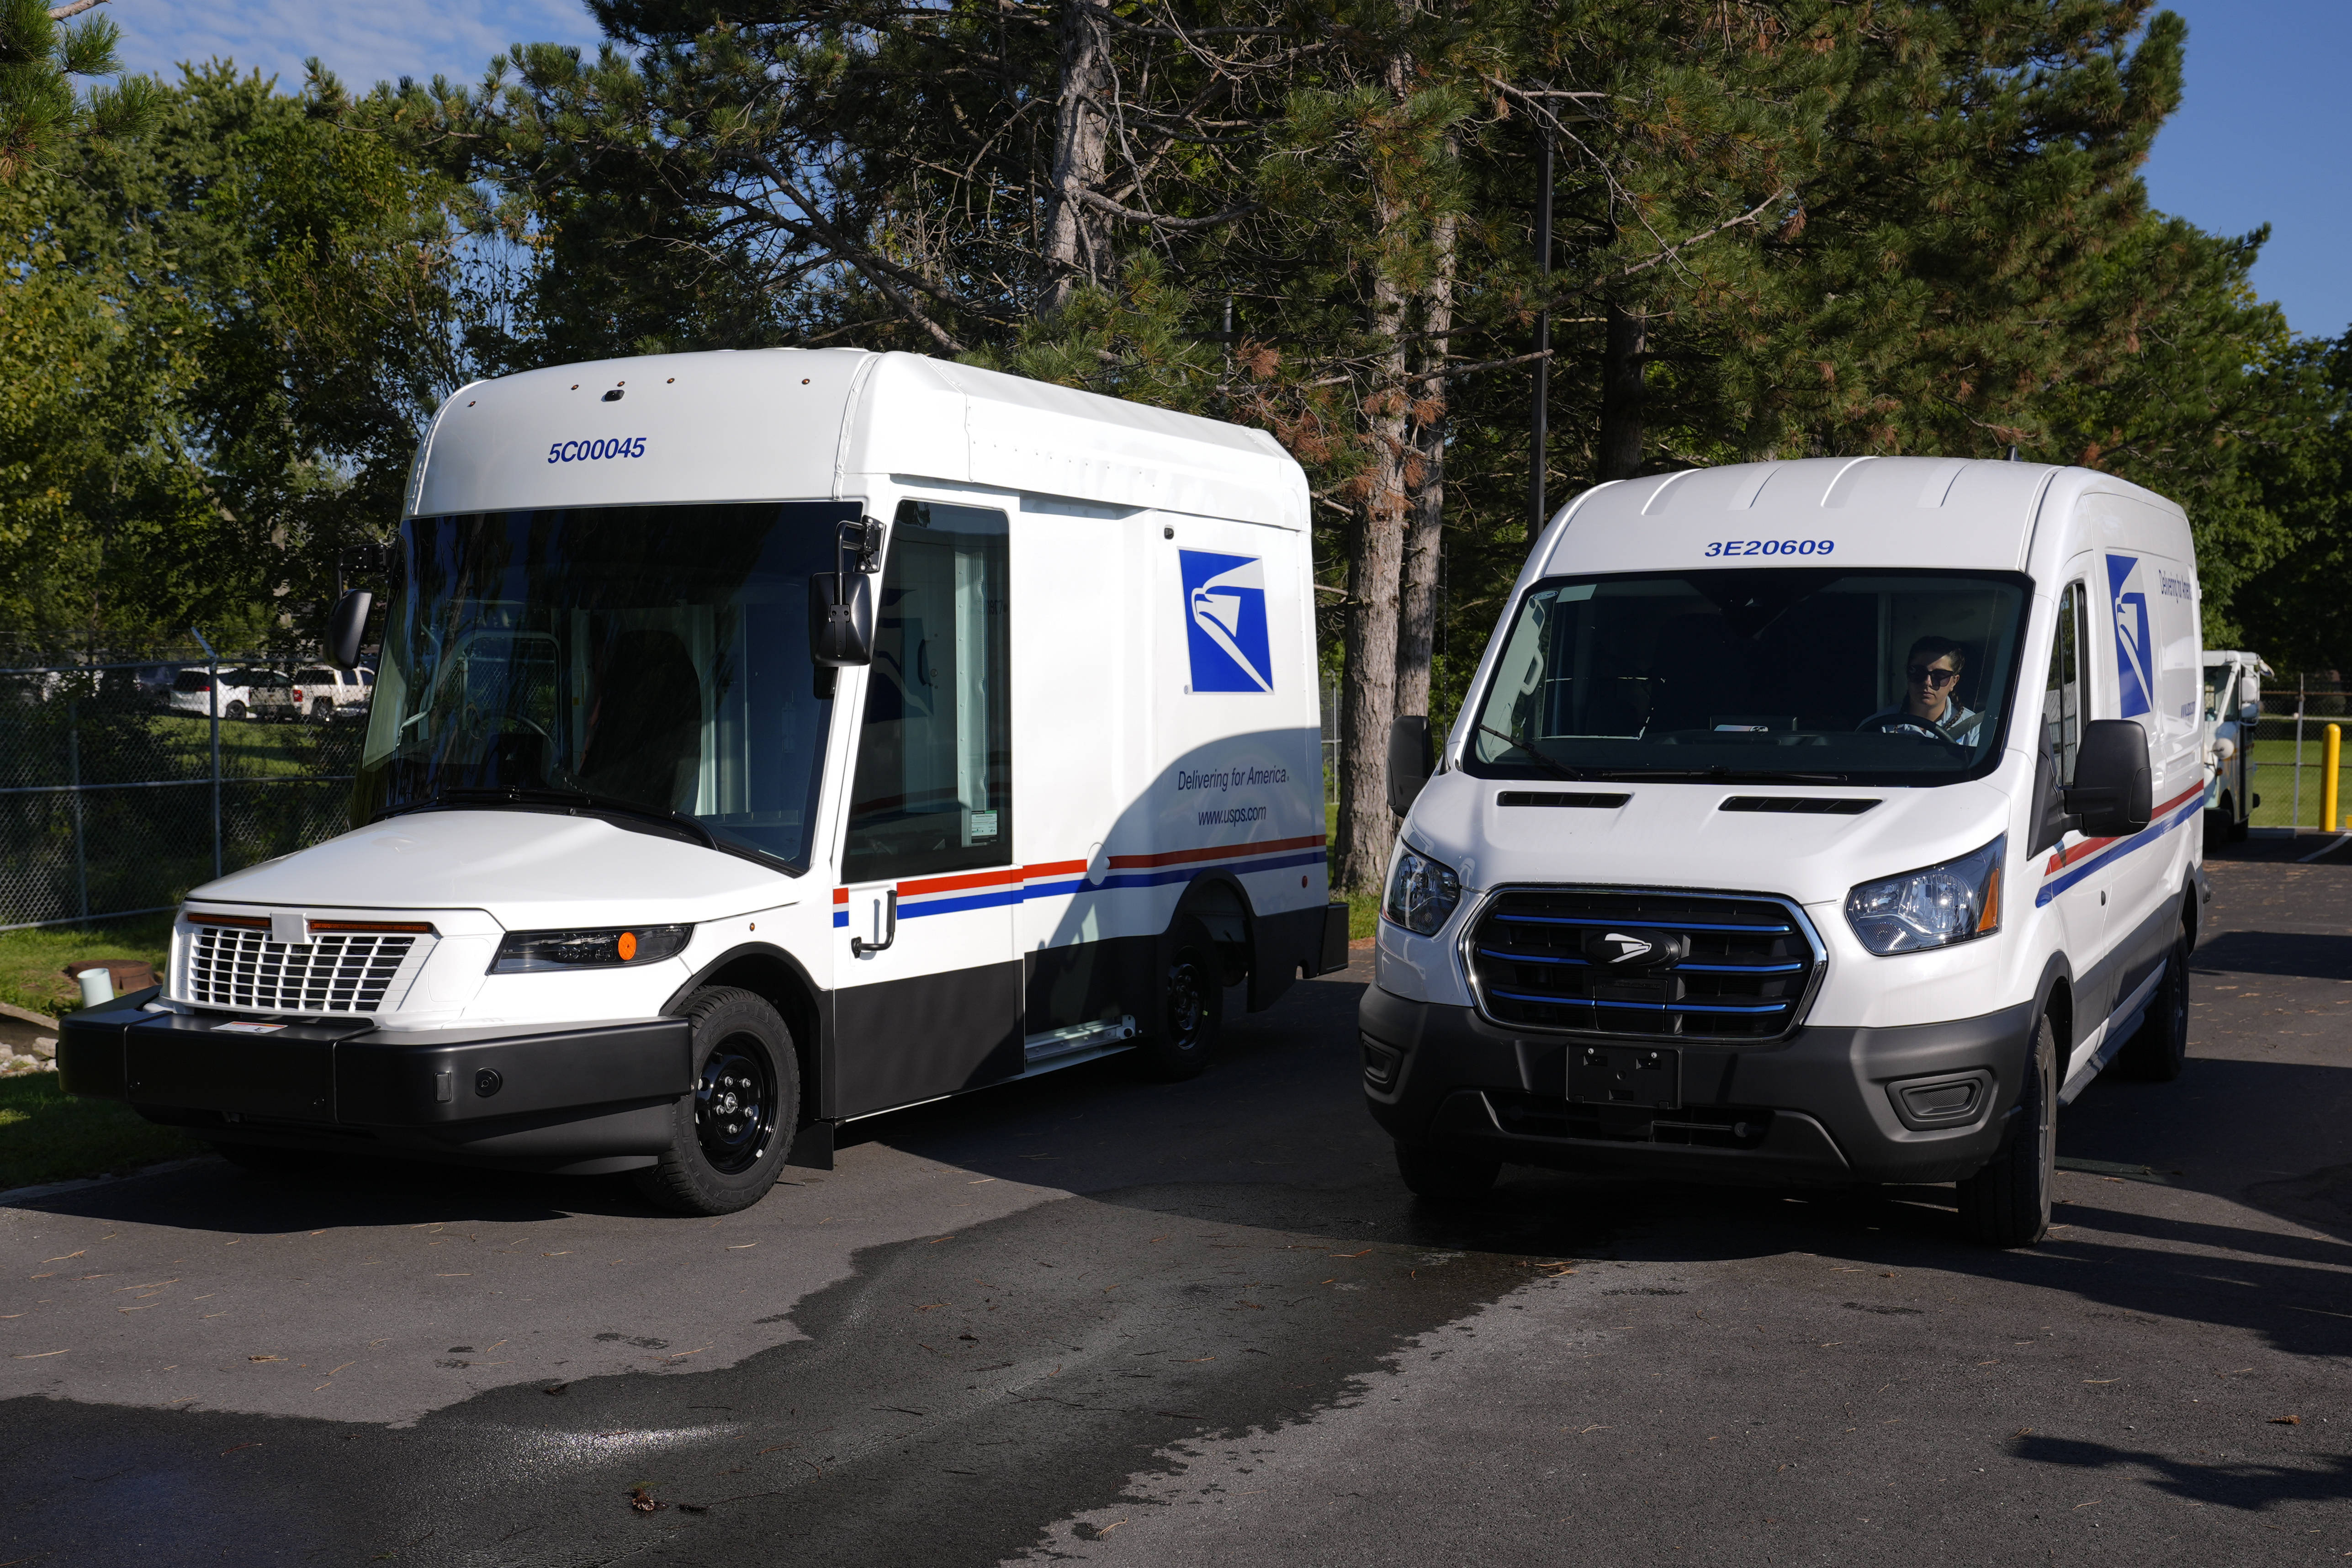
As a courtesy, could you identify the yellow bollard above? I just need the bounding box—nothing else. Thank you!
[2326,723,2342,833]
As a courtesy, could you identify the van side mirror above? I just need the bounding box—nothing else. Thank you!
[1387,715,1431,818]
[325,589,372,670]
[2238,700,2261,726]
[808,572,873,667]
[2062,719,2151,837]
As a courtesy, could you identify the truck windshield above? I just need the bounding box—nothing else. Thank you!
[1464,568,2030,784]
[355,501,854,872]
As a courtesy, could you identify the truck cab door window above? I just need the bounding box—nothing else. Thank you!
[2032,580,2089,853]
[841,501,1012,884]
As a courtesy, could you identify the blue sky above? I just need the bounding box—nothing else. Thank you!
[107,0,2349,341]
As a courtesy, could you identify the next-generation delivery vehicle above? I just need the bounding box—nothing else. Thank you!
[60,349,1345,1213]
[1368,457,2205,1247]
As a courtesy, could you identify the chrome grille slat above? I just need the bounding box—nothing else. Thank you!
[183,924,417,1015]
[1467,888,1821,1043]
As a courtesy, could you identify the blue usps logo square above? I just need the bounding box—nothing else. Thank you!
[2105,552,2153,720]
[1179,549,1274,693]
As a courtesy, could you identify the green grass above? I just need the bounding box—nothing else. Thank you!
[152,713,332,779]
[0,1070,200,1190]
[2249,735,2349,830]
[0,912,173,1019]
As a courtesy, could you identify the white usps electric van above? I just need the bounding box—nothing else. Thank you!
[61,350,1343,1213]
[1367,457,2205,1247]
[2200,648,2272,844]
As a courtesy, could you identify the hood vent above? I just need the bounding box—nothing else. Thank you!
[1497,791,1632,810]
[1719,796,1879,816]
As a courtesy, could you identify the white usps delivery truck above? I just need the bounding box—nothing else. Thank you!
[60,349,1344,1213]
[1368,457,2204,1247]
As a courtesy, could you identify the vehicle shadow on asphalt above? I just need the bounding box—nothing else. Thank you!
[2191,929,2352,980]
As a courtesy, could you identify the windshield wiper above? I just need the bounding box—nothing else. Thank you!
[1475,724,1589,782]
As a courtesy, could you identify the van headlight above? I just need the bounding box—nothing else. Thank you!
[1384,845,1462,936]
[490,924,693,973]
[1844,837,2003,955]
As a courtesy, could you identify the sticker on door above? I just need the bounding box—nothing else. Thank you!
[1180,550,1275,694]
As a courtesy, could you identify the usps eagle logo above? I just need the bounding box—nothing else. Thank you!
[2106,552,2154,720]
[1180,550,1275,693]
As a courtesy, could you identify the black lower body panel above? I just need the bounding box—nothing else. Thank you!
[1359,986,2039,1187]
[832,958,1024,1119]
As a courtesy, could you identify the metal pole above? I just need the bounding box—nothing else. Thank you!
[69,695,87,920]
[2294,675,2305,829]
[1528,123,1553,538]
[192,627,221,880]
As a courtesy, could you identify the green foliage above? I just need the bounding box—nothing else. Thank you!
[0,0,159,185]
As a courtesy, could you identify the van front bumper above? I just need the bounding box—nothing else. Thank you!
[1359,987,2037,1187]
[56,991,691,1176]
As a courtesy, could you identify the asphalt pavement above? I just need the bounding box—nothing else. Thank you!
[5,842,2349,1567]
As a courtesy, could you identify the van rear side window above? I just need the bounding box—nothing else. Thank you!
[1465,568,2029,786]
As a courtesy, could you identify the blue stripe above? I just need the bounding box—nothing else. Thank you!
[1488,988,1790,1016]
[1476,948,1804,976]
[899,887,1023,918]
[839,848,1331,926]
[2034,795,2203,907]
[1494,913,1790,934]
[832,910,848,928]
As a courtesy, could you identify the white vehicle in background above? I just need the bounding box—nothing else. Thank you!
[60,348,1346,1216]
[291,665,372,722]
[168,667,261,720]
[2201,650,2271,845]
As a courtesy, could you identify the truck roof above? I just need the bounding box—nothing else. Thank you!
[1536,456,2189,580]
[412,348,1309,530]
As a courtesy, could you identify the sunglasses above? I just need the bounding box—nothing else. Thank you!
[1907,664,1960,687]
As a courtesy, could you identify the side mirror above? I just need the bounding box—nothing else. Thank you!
[2239,700,2261,726]
[2062,719,2151,837]
[1387,715,1431,818]
[809,572,874,667]
[325,589,372,670]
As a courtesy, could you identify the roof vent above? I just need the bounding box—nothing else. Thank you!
[1719,796,1880,816]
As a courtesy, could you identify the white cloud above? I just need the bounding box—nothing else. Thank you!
[107,0,607,96]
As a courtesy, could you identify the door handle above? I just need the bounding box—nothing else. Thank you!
[852,889,897,956]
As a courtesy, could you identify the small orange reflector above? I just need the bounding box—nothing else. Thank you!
[1977,869,2002,933]
[617,931,638,961]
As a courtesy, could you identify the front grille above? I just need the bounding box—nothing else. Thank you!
[184,924,418,1014]
[1467,887,1818,1042]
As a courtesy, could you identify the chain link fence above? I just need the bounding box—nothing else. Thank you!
[0,652,368,931]
[2251,676,2351,832]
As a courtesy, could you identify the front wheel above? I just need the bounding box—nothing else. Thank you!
[1956,1013,2057,1247]
[2116,932,2190,1081]
[1132,916,1221,1081]
[633,986,799,1216]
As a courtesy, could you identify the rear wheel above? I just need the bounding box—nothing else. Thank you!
[224,700,247,720]
[632,987,798,1216]
[1395,1143,1501,1202]
[2116,932,2190,1081]
[1133,916,1221,1081]
[310,698,334,722]
[1956,1013,2056,1247]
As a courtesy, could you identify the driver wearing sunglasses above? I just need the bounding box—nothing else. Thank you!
[1860,635,1983,745]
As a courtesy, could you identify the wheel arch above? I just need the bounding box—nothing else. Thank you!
[663,943,826,1125]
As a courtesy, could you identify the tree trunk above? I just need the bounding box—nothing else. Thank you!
[1041,0,1112,313]
[1597,300,1647,482]
[1394,190,1457,729]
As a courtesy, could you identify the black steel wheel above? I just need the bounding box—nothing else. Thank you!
[1956,1012,2056,1247]
[1133,916,1221,1081]
[634,986,799,1216]
[2117,931,2191,1081]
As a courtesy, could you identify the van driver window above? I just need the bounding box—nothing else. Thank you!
[840,501,1012,885]
[2045,583,2087,787]
[1464,568,2029,786]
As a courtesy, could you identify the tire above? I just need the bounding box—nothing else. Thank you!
[2203,806,2227,854]
[1132,916,1221,1081]
[210,1142,333,1179]
[2116,932,2190,1081]
[1395,1142,1501,1202]
[2227,809,2249,843]
[1956,1013,2057,1247]
[311,698,334,722]
[632,986,799,1216]
[225,701,247,720]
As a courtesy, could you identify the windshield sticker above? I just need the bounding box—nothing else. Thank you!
[2106,552,2154,719]
[1180,550,1275,693]
[547,437,648,464]
[1703,539,1833,557]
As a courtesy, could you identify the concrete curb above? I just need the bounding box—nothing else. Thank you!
[0,1155,217,1208]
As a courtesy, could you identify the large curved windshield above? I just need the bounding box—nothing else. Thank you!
[1465,569,2030,784]
[355,502,855,871]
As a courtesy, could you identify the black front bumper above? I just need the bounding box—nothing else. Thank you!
[1360,987,2036,1187]
[58,991,692,1175]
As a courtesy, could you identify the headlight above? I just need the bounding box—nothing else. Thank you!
[1844,837,2003,955]
[1384,844,1462,936]
[490,924,693,973]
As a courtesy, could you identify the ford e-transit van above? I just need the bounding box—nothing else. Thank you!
[1366,457,2204,1247]
[60,350,1346,1214]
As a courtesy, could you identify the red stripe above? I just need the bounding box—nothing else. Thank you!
[1107,833,1327,870]
[897,865,1023,898]
[1021,859,1090,880]
[2041,783,2205,873]
[832,887,848,904]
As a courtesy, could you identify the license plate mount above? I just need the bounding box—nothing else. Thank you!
[1568,1044,1680,1110]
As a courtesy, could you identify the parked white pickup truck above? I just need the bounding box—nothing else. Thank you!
[2201,650,2271,845]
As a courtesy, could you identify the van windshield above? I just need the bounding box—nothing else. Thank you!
[1464,569,2030,784]
[355,501,855,872]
